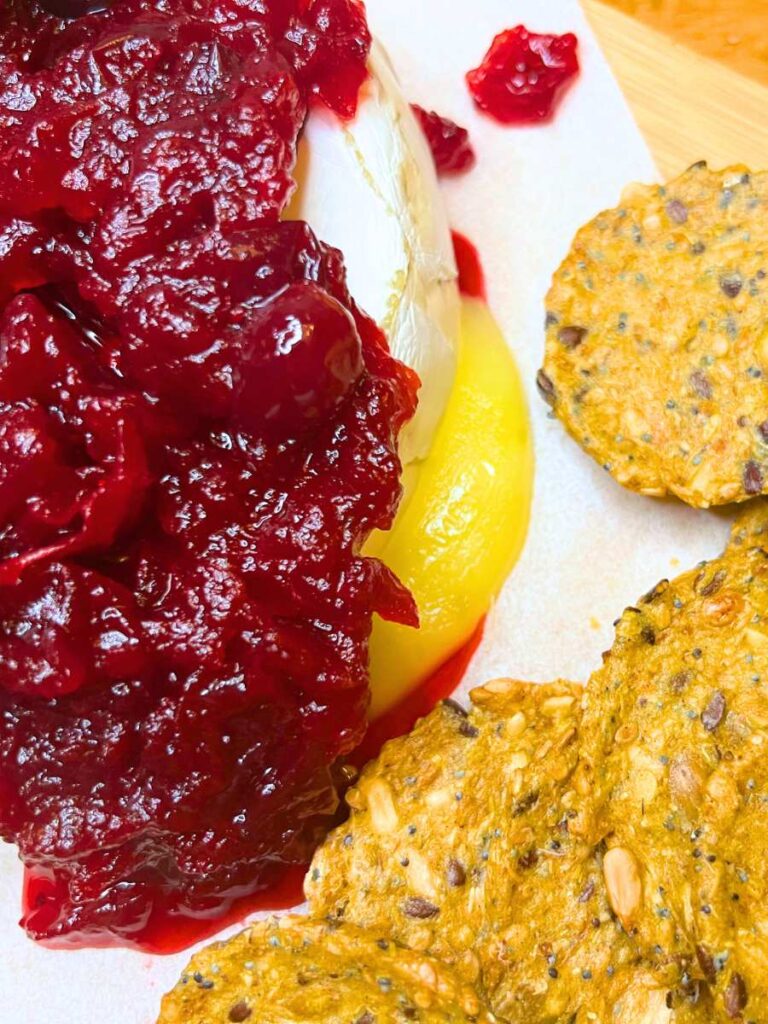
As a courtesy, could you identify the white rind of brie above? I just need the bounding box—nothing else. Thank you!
[289,42,460,465]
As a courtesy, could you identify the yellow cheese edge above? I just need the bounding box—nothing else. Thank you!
[366,298,534,716]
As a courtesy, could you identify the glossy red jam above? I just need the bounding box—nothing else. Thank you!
[412,105,475,176]
[0,0,418,949]
[466,25,579,125]
[451,231,486,302]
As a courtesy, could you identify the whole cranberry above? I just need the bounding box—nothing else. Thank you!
[233,282,363,439]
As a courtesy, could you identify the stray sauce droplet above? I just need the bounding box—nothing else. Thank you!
[466,25,579,124]
[451,231,486,300]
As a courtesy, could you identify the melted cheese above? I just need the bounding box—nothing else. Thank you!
[293,51,532,716]
[367,299,534,716]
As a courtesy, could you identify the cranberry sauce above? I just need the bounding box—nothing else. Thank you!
[0,0,418,949]
[466,25,579,125]
[411,105,475,176]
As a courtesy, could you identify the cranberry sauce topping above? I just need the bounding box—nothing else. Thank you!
[466,25,579,125]
[411,105,475,176]
[0,0,418,948]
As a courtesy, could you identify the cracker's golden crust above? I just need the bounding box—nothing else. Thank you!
[307,680,583,972]
[157,916,492,1024]
[157,676,716,1024]
[581,534,768,1021]
[541,163,768,507]
[307,681,699,1023]
[159,525,768,1024]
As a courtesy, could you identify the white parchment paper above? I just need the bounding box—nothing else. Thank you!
[375,0,730,698]
[1,2,730,1019]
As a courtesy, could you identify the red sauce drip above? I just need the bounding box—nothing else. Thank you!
[466,25,579,125]
[0,0,421,950]
[411,105,475,176]
[451,230,487,301]
[22,861,308,954]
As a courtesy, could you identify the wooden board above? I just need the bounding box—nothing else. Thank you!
[590,0,768,87]
[583,0,768,178]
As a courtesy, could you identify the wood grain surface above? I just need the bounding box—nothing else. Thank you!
[583,0,768,178]
[594,0,768,85]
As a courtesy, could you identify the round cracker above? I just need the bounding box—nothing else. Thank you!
[541,162,768,507]
[580,531,768,1021]
[158,915,490,1024]
[307,681,698,1022]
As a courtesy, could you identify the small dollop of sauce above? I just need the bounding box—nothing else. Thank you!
[412,105,476,176]
[466,25,579,124]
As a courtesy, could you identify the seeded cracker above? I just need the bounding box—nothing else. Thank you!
[579,514,768,1021]
[306,681,700,1022]
[540,162,768,507]
[728,495,768,551]
[157,915,490,1024]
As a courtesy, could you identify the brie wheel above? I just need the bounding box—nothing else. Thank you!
[289,42,460,465]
